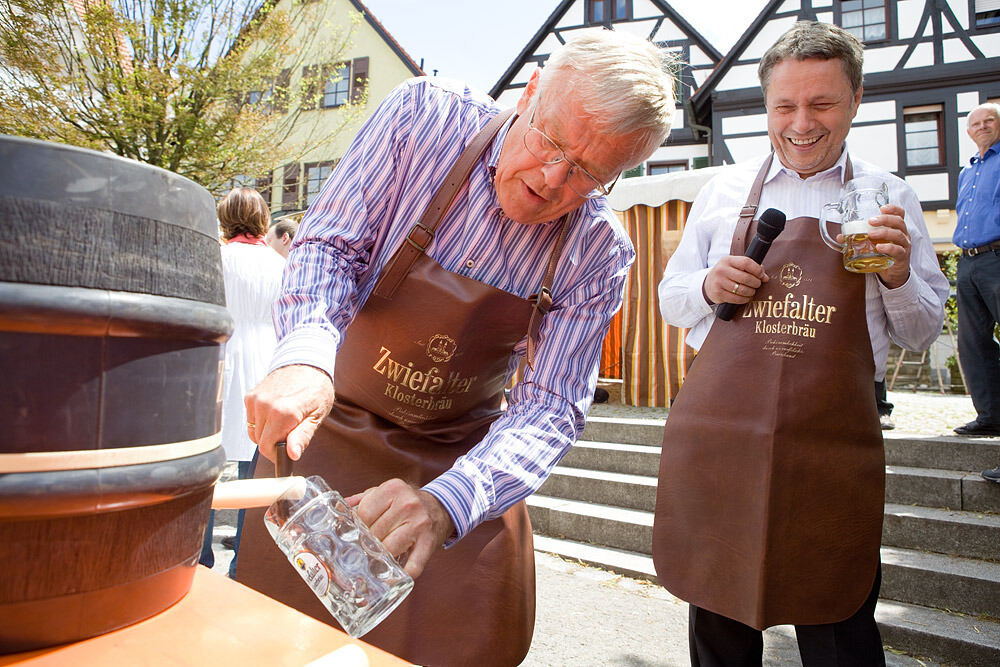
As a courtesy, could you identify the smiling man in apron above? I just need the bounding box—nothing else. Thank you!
[655,22,948,666]
[235,29,676,666]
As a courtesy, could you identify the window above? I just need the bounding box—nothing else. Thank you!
[647,161,688,175]
[322,64,351,108]
[304,161,337,206]
[840,0,887,42]
[903,105,944,167]
[256,174,274,211]
[974,0,1000,28]
[586,0,630,24]
[282,162,300,211]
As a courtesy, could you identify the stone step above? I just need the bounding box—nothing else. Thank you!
[541,461,1000,519]
[538,466,657,512]
[883,503,1000,561]
[884,434,1000,472]
[526,495,653,555]
[559,440,662,476]
[887,466,1000,513]
[529,494,1000,564]
[876,599,1000,667]
[881,546,1000,618]
[531,535,998,665]
[580,419,1000,475]
[580,416,664,446]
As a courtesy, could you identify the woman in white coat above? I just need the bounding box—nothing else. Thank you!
[200,187,285,576]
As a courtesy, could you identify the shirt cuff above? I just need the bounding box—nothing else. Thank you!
[877,270,919,317]
[422,469,488,547]
[268,327,341,381]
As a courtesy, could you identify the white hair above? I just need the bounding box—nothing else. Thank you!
[968,102,1000,126]
[536,28,676,161]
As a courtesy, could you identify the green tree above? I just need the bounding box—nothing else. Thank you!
[0,0,365,191]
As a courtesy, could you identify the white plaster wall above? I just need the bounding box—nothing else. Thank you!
[944,38,977,64]
[780,0,802,12]
[560,1,583,26]
[957,122,977,162]
[847,124,899,172]
[726,135,772,164]
[896,0,923,37]
[646,144,709,164]
[509,63,536,87]
[957,92,981,113]
[972,33,1000,58]
[633,0,660,18]
[690,48,714,67]
[620,19,659,38]
[855,101,898,123]
[720,63,762,91]
[538,34,562,54]
[906,43,935,68]
[865,46,907,72]
[905,172,951,201]
[652,21,686,42]
[495,89,522,107]
[672,106,686,130]
[948,0,969,25]
[722,113,768,136]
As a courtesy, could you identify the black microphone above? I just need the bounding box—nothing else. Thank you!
[716,208,787,322]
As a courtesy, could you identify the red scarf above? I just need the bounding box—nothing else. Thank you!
[227,233,267,246]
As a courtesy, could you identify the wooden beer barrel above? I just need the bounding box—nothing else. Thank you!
[0,135,232,653]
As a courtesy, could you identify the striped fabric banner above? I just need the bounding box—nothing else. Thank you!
[599,309,623,379]
[610,200,696,407]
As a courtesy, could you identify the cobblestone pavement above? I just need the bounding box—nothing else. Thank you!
[210,390,977,665]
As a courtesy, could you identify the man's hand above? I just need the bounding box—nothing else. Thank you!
[703,255,769,306]
[244,365,334,463]
[346,479,455,580]
[866,203,912,289]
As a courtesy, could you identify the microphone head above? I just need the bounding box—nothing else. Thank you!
[757,208,786,242]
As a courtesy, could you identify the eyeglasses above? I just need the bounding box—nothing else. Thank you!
[522,98,620,199]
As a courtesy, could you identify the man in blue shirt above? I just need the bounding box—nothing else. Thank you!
[952,102,1000,474]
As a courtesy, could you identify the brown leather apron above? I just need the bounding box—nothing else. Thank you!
[237,110,569,666]
[651,155,884,630]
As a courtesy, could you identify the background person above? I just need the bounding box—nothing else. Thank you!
[235,29,676,666]
[265,217,298,258]
[653,21,948,665]
[199,187,285,575]
[952,102,1000,439]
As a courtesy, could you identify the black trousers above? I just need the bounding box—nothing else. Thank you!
[956,251,1000,425]
[689,565,884,667]
[874,380,893,417]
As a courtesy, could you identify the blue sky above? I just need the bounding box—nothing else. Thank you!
[361,0,767,92]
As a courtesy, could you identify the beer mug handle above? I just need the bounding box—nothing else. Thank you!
[818,202,845,252]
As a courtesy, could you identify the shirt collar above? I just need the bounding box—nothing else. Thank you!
[764,143,850,186]
[971,139,1000,164]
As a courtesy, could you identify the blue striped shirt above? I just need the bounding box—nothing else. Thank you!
[269,77,635,542]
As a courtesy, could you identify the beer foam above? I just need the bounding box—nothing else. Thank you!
[841,220,873,236]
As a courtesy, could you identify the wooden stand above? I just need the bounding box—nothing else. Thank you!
[0,567,411,666]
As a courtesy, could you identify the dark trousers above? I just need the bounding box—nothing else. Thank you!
[957,251,1000,425]
[199,459,255,576]
[874,380,893,417]
[689,565,884,667]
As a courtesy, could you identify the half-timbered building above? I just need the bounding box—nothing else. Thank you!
[489,0,723,176]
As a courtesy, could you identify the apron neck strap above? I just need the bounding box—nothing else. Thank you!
[373,109,514,300]
[730,152,854,255]
[526,215,569,370]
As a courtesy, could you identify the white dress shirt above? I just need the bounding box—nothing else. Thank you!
[658,148,949,381]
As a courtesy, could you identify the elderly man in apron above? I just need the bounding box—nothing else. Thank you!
[655,22,948,666]
[236,29,676,667]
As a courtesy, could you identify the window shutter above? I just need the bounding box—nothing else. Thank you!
[351,57,369,104]
[976,0,1000,12]
[282,163,300,210]
[301,65,320,110]
[692,156,709,169]
[274,68,291,113]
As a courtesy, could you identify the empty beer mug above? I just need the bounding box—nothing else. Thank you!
[264,476,414,638]
[818,177,894,273]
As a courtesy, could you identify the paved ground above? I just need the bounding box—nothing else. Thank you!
[209,390,983,665]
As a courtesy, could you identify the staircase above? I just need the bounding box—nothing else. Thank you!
[528,415,1000,666]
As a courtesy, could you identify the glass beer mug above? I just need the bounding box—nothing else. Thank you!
[818,177,894,273]
[264,476,414,638]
